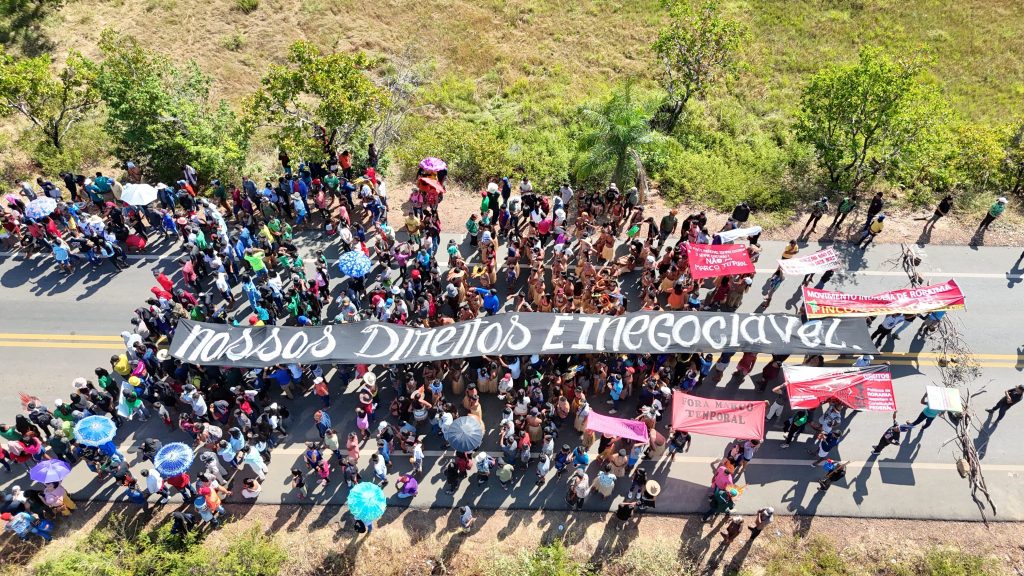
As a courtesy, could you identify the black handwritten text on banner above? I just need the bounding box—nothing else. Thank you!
[169,312,876,367]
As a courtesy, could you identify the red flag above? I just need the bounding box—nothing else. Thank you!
[783,365,896,411]
[686,244,755,280]
[671,392,766,440]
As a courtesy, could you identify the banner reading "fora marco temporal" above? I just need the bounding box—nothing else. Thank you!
[168,312,877,367]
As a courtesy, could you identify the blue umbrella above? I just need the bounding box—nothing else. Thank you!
[337,250,373,278]
[445,416,484,452]
[154,442,194,477]
[73,415,117,446]
[29,459,72,484]
[25,197,57,220]
[346,482,387,523]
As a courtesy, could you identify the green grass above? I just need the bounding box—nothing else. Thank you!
[5,0,1022,215]
[42,0,1024,124]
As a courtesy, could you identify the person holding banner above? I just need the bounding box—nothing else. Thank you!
[810,429,849,466]
[780,410,809,448]
[905,394,941,431]
[870,415,902,455]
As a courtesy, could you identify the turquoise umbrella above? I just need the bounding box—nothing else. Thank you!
[346,482,387,523]
[73,415,117,446]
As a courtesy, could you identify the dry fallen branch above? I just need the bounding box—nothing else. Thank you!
[887,246,996,521]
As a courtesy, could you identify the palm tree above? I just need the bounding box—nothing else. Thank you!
[576,82,658,202]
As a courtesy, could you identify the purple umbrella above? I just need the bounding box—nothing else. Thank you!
[419,157,447,172]
[30,459,72,484]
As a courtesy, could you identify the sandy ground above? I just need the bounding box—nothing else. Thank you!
[4,501,1022,576]
[418,184,1024,248]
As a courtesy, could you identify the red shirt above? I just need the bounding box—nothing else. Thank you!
[151,286,173,301]
[166,473,190,489]
[155,273,174,293]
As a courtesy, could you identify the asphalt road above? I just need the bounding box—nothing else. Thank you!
[1,235,1023,523]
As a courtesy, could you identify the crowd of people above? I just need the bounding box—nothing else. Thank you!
[1,144,1019,551]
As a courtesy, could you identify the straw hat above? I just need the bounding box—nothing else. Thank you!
[645,480,661,497]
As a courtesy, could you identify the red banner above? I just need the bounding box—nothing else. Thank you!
[671,392,766,440]
[783,365,896,411]
[803,279,965,318]
[686,244,755,280]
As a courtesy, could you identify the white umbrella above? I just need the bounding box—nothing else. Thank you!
[120,183,159,206]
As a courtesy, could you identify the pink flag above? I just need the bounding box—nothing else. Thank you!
[585,411,650,443]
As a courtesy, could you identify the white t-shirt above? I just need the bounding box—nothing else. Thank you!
[508,358,521,379]
[573,475,590,498]
[146,470,164,493]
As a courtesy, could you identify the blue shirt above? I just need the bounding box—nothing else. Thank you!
[317,411,332,429]
[271,368,291,387]
[475,288,500,313]
[610,377,624,400]
[699,357,713,376]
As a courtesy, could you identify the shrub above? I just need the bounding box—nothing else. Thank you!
[222,33,246,52]
[220,527,287,576]
[485,540,592,576]
[234,0,258,14]
[30,118,112,176]
[392,115,571,191]
[920,548,1003,576]
[605,545,697,576]
[30,515,284,576]
[763,536,857,576]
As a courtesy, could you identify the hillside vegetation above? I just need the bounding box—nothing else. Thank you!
[1,0,1023,214]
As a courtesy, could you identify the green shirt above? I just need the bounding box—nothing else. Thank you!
[988,202,1005,218]
[466,219,479,234]
[244,251,266,272]
[213,184,227,200]
[838,199,855,214]
[98,374,118,396]
[324,175,340,192]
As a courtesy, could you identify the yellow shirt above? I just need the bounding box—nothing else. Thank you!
[782,245,799,259]
[406,216,421,234]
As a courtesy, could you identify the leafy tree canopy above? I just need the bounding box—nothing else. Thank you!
[245,41,390,162]
[94,29,249,184]
[0,50,99,150]
[796,47,949,198]
[651,0,745,133]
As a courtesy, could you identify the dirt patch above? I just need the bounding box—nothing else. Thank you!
[6,501,1022,576]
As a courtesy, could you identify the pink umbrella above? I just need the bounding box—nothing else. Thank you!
[419,157,447,172]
